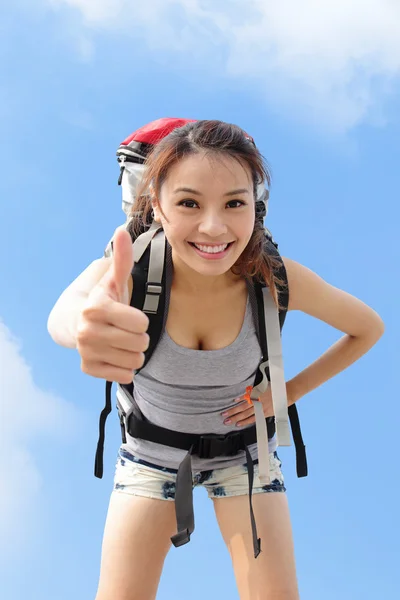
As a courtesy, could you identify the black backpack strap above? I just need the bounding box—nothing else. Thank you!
[288,404,308,477]
[265,235,289,323]
[130,232,168,369]
[252,236,308,479]
[127,406,276,452]
[94,228,169,479]
[94,381,113,478]
[251,236,289,364]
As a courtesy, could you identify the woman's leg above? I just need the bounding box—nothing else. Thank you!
[214,492,299,600]
[95,492,177,600]
[95,451,179,600]
[204,452,299,599]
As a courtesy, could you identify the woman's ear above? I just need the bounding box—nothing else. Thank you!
[151,197,162,223]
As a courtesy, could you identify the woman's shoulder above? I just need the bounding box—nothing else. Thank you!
[280,256,384,336]
[281,256,335,313]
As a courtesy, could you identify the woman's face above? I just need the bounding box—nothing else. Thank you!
[152,152,255,279]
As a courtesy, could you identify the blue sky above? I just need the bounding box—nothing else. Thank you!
[1,1,399,599]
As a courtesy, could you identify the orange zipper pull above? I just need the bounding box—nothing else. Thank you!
[243,386,254,406]
[243,385,261,405]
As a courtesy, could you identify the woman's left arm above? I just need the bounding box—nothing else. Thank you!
[283,257,385,405]
[221,258,385,427]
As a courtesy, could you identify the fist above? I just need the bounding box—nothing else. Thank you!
[76,228,149,384]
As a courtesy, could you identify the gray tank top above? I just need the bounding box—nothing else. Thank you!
[122,274,277,471]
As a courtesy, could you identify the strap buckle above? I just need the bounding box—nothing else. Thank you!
[196,431,243,459]
[171,529,191,547]
[145,282,163,296]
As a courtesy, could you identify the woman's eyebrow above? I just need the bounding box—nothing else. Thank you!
[173,187,250,196]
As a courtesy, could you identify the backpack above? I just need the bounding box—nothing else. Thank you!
[96,118,307,558]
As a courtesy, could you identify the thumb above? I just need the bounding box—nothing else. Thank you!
[104,227,134,303]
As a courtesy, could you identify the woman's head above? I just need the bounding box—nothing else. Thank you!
[130,120,283,302]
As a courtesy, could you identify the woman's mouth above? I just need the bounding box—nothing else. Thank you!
[188,241,235,260]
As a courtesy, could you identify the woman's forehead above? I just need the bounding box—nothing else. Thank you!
[162,152,253,192]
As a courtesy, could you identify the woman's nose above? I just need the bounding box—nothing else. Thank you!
[197,214,228,237]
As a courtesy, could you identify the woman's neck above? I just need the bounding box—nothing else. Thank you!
[171,250,241,295]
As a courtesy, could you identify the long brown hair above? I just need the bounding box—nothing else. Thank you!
[129,120,286,307]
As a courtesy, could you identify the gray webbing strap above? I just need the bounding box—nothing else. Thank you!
[253,400,270,485]
[142,230,166,314]
[250,360,271,484]
[116,385,133,416]
[132,221,162,262]
[262,288,291,447]
[251,360,269,397]
[247,287,291,484]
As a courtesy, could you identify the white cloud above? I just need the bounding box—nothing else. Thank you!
[47,0,400,132]
[0,320,80,552]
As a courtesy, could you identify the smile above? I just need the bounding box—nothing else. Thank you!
[188,241,235,259]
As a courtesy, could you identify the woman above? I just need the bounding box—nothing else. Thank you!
[48,120,384,600]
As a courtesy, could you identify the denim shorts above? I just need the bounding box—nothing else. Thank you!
[113,448,286,500]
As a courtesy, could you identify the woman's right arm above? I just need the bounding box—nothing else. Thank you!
[47,228,146,384]
[47,257,113,349]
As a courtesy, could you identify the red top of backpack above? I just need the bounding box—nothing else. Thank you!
[120,117,197,147]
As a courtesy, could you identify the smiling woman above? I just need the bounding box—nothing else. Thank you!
[151,152,256,281]
[131,120,283,301]
[47,118,384,600]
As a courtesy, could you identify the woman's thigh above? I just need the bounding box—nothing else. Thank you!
[211,456,299,600]
[95,453,178,600]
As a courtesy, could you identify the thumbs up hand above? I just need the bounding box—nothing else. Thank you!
[98,226,135,305]
[76,228,150,384]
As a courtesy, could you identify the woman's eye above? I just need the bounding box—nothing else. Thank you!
[178,199,198,208]
[226,200,246,208]
[177,199,246,209]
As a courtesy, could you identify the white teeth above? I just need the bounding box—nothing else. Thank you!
[193,243,228,254]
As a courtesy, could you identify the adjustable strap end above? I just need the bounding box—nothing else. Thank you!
[94,452,104,479]
[254,538,262,559]
[296,445,308,478]
[171,529,191,548]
